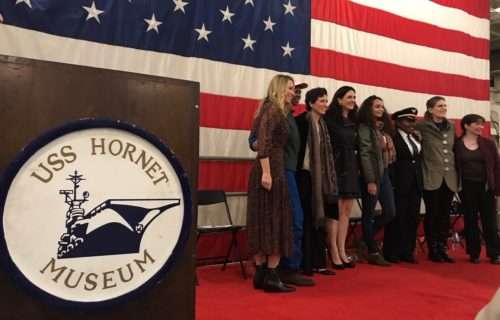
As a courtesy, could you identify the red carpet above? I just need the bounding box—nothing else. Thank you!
[196,247,500,320]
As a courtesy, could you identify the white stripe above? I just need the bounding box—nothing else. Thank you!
[0,25,272,101]
[200,127,255,159]
[311,19,489,80]
[0,25,489,112]
[349,0,489,40]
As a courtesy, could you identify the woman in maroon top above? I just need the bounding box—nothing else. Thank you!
[455,114,500,265]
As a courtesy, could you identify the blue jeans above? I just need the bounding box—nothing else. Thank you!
[280,170,304,271]
[361,169,396,253]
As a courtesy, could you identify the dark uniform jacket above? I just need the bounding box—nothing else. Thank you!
[391,131,423,195]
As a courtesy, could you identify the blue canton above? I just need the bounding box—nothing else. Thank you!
[1,0,311,74]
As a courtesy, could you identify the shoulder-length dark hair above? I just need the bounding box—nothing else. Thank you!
[325,86,357,124]
[358,95,394,135]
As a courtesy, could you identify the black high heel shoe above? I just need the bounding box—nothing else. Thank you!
[341,256,356,268]
[331,262,345,270]
[328,252,345,270]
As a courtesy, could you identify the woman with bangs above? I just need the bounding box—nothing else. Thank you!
[454,114,500,265]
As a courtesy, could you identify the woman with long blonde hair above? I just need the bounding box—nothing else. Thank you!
[247,74,296,293]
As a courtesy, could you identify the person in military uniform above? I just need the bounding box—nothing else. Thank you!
[383,107,423,263]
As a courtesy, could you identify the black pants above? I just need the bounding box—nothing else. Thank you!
[422,181,454,249]
[383,187,421,259]
[460,180,500,259]
[296,170,326,274]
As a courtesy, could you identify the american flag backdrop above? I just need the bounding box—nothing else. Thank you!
[0,0,490,225]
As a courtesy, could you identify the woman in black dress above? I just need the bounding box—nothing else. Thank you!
[324,86,359,268]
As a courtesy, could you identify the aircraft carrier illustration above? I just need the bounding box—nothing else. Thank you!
[57,171,180,258]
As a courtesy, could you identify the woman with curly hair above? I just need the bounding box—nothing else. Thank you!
[357,95,396,266]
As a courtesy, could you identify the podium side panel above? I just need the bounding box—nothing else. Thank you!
[0,55,198,320]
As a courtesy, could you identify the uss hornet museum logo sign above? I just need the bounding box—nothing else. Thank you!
[0,119,191,307]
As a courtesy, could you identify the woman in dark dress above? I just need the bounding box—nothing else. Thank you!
[455,114,500,265]
[247,74,296,293]
[324,86,359,268]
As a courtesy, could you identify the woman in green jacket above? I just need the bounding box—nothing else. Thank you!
[415,96,458,263]
[357,95,396,266]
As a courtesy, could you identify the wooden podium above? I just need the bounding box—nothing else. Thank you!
[0,55,198,320]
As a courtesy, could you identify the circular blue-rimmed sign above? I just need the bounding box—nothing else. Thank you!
[0,119,192,309]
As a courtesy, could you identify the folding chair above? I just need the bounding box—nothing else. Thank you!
[197,190,247,279]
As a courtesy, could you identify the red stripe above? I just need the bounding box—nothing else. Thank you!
[200,92,306,129]
[311,0,489,60]
[200,93,259,130]
[431,0,489,19]
[310,48,489,101]
[199,160,253,192]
